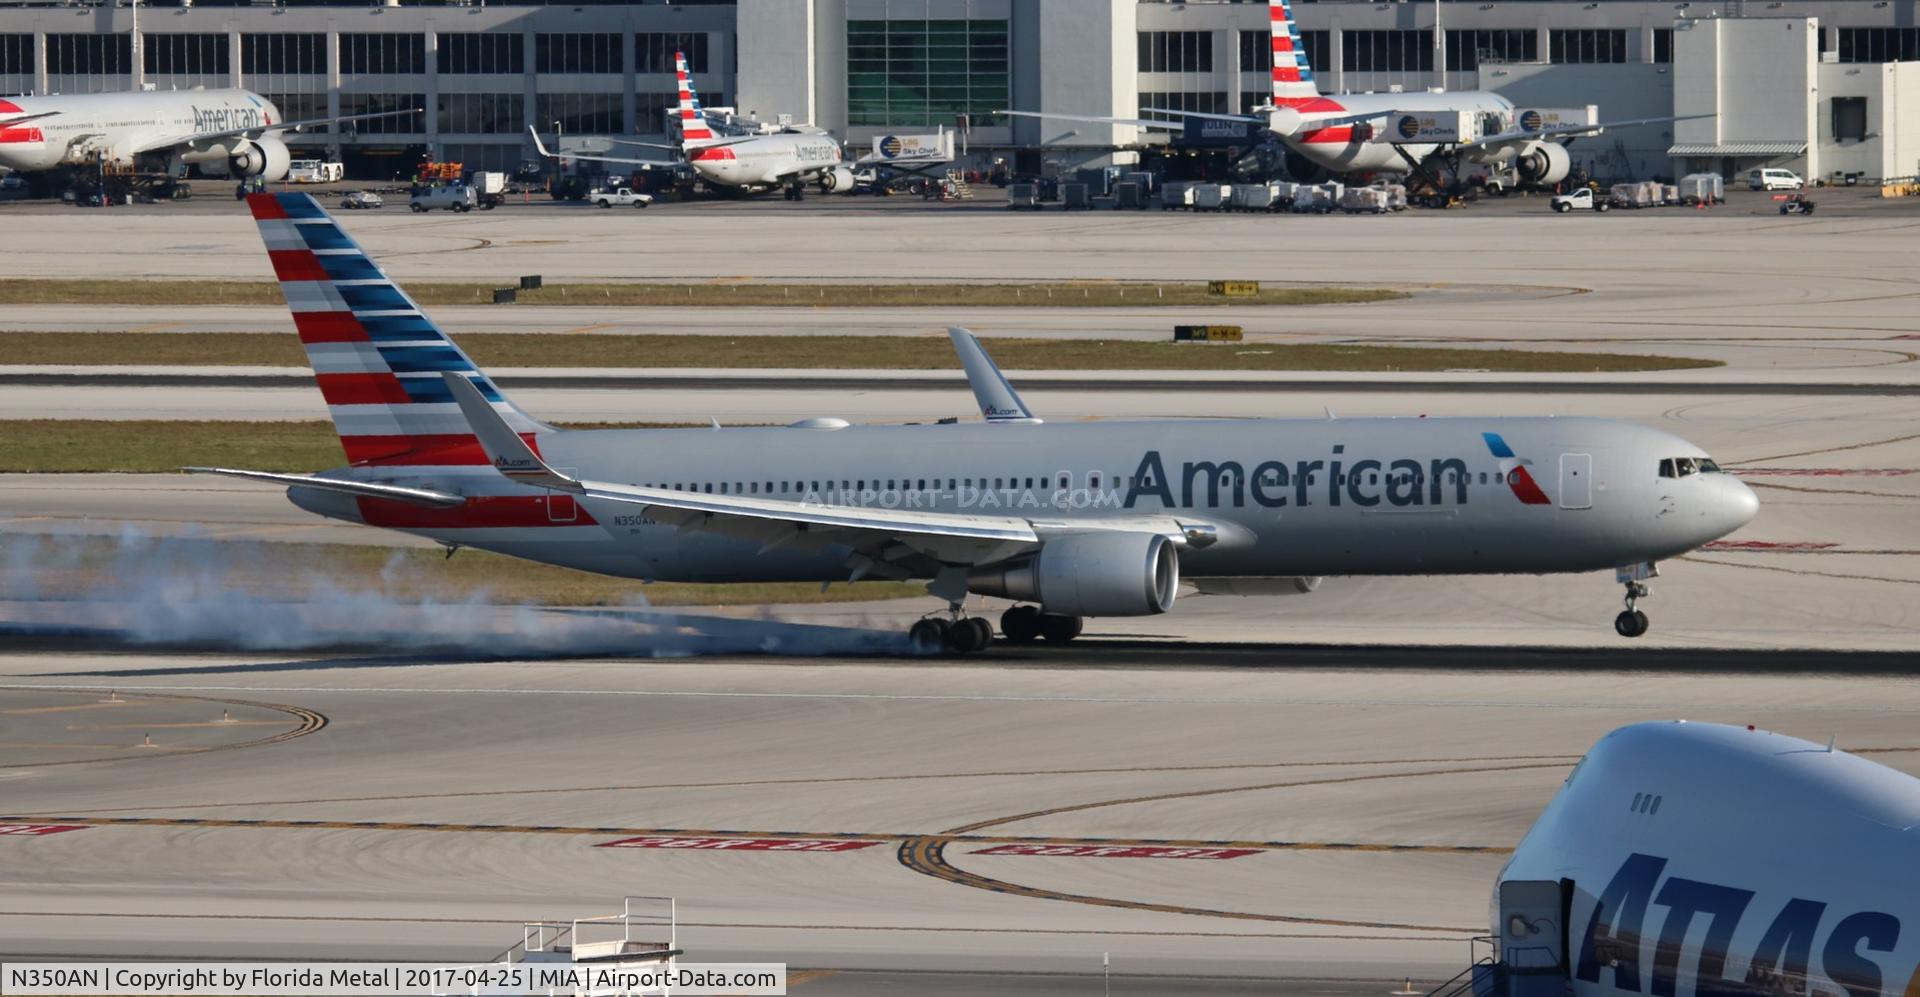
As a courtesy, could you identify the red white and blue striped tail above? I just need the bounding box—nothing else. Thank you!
[1269,0,1320,102]
[247,191,546,467]
[675,49,717,146]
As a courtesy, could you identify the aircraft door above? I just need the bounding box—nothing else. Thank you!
[1559,453,1593,510]
[1498,879,1569,997]
[547,468,578,523]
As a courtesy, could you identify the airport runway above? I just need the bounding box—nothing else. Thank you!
[2,644,1918,990]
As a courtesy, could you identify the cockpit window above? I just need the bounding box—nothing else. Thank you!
[1659,456,1722,479]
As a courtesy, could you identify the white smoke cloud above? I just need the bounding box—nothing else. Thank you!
[0,527,910,658]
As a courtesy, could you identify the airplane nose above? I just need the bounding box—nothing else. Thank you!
[1713,477,1760,536]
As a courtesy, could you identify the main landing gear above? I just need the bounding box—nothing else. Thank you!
[1614,581,1651,638]
[908,605,1086,655]
[783,180,807,202]
[998,605,1083,645]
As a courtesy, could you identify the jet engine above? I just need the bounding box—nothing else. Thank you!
[967,533,1179,617]
[817,166,857,193]
[227,134,292,181]
[1514,141,1571,186]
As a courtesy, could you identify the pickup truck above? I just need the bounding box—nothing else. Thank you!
[1550,187,1612,213]
[590,187,654,209]
[409,185,476,213]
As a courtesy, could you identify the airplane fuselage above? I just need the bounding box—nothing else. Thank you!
[688,132,843,190]
[1498,722,1920,997]
[291,416,1755,587]
[1280,89,1515,174]
[0,88,281,175]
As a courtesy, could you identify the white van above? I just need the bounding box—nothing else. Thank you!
[1748,168,1804,191]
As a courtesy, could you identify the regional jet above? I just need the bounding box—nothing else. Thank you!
[0,89,416,197]
[530,51,853,200]
[1002,0,1698,188]
[191,192,1758,653]
[1494,721,1918,997]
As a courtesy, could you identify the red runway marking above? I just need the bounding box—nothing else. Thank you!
[599,836,881,852]
[1731,468,1914,477]
[1702,541,1839,552]
[971,844,1260,860]
[0,824,89,837]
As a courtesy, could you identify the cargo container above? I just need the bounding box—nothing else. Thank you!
[1192,184,1233,212]
[1678,173,1724,205]
[1229,184,1278,212]
[1160,181,1195,210]
[1340,187,1390,214]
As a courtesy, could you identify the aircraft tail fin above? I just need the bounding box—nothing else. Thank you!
[947,327,1041,425]
[675,50,719,147]
[1269,0,1321,103]
[245,192,546,466]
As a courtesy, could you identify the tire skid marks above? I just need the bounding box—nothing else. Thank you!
[0,692,325,770]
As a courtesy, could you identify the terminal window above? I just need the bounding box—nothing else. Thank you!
[1832,97,1868,143]
[537,92,623,134]
[438,33,524,75]
[342,33,427,76]
[260,92,327,126]
[847,18,1008,128]
[144,34,231,78]
[1139,31,1214,73]
[1445,29,1536,71]
[536,33,624,74]
[339,93,424,135]
[1239,29,1329,74]
[438,93,525,135]
[1342,30,1433,73]
[241,33,326,77]
[1548,29,1628,64]
[1837,27,1920,63]
[0,34,32,76]
[1140,91,1227,116]
[1652,28,1673,64]
[47,33,132,76]
[637,32,708,74]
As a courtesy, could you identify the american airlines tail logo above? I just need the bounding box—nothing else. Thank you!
[1483,432,1551,505]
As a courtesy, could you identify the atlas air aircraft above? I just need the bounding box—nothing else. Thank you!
[0,89,414,195]
[1003,0,1692,185]
[530,51,850,199]
[1494,721,1918,997]
[190,192,1759,654]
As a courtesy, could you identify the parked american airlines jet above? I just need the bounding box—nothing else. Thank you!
[530,51,850,200]
[0,89,414,196]
[190,192,1758,653]
[1004,0,1693,186]
[1493,721,1918,997]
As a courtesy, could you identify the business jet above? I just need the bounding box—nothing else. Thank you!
[530,51,851,200]
[0,89,414,197]
[1494,721,1918,997]
[189,192,1758,653]
[1003,0,1693,187]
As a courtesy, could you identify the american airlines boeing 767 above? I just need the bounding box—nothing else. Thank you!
[191,192,1758,653]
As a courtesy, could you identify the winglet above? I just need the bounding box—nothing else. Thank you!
[528,125,558,160]
[442,373,583,492]
[947,327,1040,425]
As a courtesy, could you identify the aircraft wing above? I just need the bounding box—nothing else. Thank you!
[443,373,1211,572]
[996,109,1186,132]
[948,327,1040,425]
[131,108,423,156]
[0,111,57,130]
[1459,113,1716,150]
[183,467,466,508]
[529,127,676,167]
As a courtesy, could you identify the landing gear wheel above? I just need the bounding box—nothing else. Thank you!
[1000,606,1042,644]
[945,618,988,655]
[1038,614,1083,643]
[909,618,949,654]
[1614,610,1650,639]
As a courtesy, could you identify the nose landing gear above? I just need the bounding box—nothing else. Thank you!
[1614,582,1651,638]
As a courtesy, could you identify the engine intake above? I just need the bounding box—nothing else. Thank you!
[967,533,1179,617]
[1515,141,1571,186]
[818,166,856,192]
[227,134,291,181]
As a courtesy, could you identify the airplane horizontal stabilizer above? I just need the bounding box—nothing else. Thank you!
[182,467,466,508]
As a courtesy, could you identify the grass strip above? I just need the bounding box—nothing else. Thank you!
[17,534,922,608]
[0,279,1404,309]
[0,331,1719,373]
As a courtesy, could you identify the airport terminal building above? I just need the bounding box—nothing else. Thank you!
[0,0,1915,183]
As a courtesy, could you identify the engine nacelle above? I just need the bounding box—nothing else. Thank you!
[967,533,1179,617]
[1515,141,1571,187]
[227,134,292,181]
[817,166,856,192]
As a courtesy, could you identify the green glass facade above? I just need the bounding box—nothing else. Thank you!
[847,18,1009,128]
